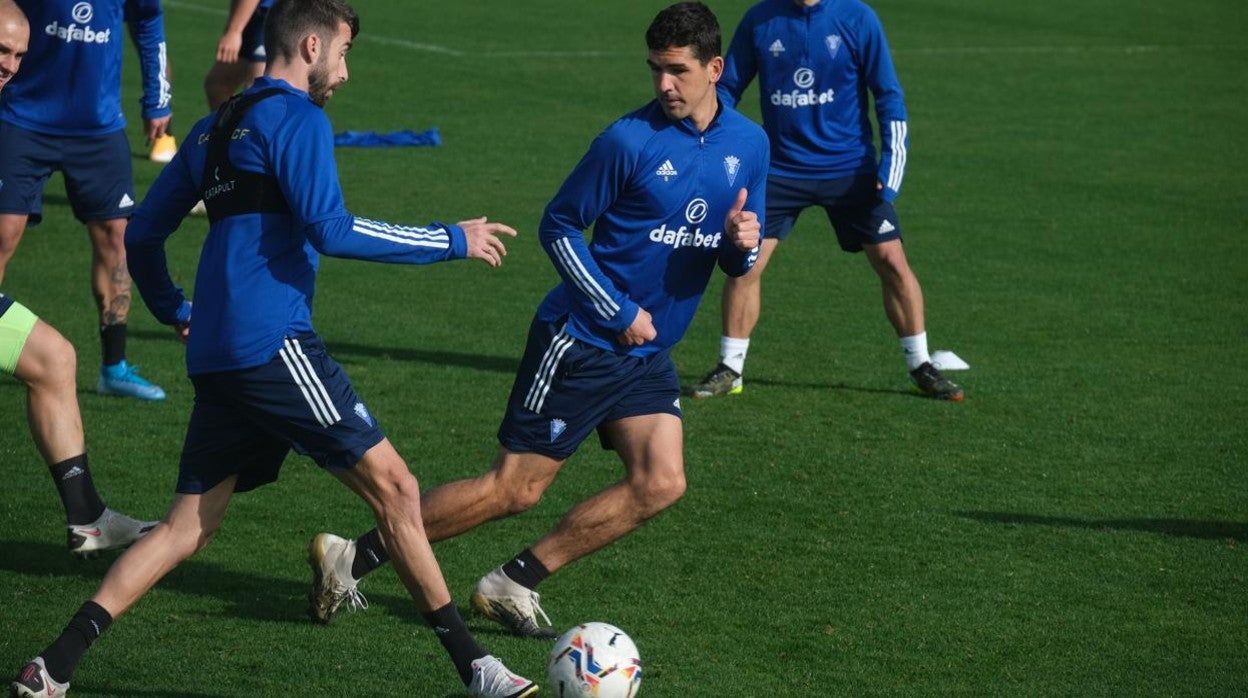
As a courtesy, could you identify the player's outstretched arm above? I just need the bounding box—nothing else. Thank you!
[456,216,517,268]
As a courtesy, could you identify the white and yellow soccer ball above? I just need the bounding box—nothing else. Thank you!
[547,622,642,698]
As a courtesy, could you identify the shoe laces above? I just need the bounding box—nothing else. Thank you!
[333,582,369,614]
[525,590,552,627]
[473,657,527,693]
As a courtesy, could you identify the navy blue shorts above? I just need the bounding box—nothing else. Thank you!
[177,334,385,494]
[241,7,268,63]
[498,317,683,460]
[0,121,136,225]
[765,173,902,252]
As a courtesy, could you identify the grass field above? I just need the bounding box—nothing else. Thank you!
[1,0,1245,695]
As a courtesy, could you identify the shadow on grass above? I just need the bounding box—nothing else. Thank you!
[682,376,915,398]
[955,511,1248,542]
[0,541,423,624]
[125,329,520,376]
[71,682,232,698]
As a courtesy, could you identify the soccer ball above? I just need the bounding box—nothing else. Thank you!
[547,622,643,698]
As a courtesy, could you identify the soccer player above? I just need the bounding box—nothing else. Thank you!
[7,0,536,696]
[0,0,155,560]
[305,1,769,639]
[0,0,173,401]
[689,0,964,401]
[203,0,272,109]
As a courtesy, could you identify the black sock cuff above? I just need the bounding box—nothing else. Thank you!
[502,548,550,590]
[100,324,127,366]
[78,601,114,636]
[50,454,105,525]
[421,601,465,630]
[49,454,89,479]
[350,528,390,580]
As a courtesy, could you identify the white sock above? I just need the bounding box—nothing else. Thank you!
[900,332,930,371]
[720,336,750,375]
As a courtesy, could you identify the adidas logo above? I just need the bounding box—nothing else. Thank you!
[769,39,786,57]
[354,401,373,426]
[118,193,135,208]
[656,160,678,181]
[61,465,85,480]
[877,220,896,234]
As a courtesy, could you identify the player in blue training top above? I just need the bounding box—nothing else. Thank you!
[690,0,964,401]
[0,0,156,563]
[8,1,537,697]
[306,1,769,640]
[204,0,274,109]
[0,0,174,402]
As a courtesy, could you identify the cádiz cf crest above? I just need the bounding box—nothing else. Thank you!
[723,156,741,187]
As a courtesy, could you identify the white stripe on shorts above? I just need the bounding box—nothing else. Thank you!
[278,338,342,428]
[523,327,575,414]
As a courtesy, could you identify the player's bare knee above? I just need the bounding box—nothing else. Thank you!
[47,331,78,383]
[633,470,686,515]
[503,479,545,515]
[370,469,423,519]
[159,521,215,560]
[193,526,221,556]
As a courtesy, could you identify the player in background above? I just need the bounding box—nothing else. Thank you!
[8,0,536,696]
[689,0,963,401]
[204,0,272,109]
[0,0,173,401]
[155,0,271,160]
[306,1,769,639]
[0,0,156,561]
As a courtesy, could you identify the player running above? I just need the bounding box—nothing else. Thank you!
[9,0,536,696]
[306,1,770,641]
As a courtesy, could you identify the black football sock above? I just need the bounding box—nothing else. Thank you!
[40,601,113,684]
[423,602,487,686]
[501,548,550,591]
[100,324,126,367]
[49,455,107,526]
[350,528,390,580]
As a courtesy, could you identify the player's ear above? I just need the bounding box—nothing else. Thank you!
[707,55,724,83]
[300,32,320,64]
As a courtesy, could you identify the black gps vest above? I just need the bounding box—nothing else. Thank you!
[200,88,292,223]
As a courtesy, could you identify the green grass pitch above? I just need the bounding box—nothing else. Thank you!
[1,0,1244,695]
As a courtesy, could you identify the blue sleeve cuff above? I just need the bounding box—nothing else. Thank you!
[443,222,468,259]
[603,301,640,335]
[175,300,192,324]
[141,105,173,121]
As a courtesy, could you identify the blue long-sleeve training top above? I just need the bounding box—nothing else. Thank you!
[0,0,171,135]
[536,100,769,357]
[719,0,908,201]
[126,77,469,375]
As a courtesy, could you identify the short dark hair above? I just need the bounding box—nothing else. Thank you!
[264,0,360,63]
[645,2,721,64]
